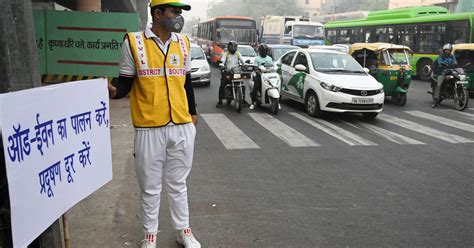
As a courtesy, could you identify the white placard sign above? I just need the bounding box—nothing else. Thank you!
[0,78,113,248]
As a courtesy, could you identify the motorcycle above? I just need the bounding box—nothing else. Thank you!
[220,64,246,113]
[249,63,281,114]
[428,63,470,111]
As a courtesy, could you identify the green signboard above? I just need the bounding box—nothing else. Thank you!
[34,10,138,77]
[33,10,46,75]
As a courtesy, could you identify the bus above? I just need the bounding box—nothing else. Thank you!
[197,16,258,63]
[260,15,325,47]
[191,24,198,40]
[325,6,474,81]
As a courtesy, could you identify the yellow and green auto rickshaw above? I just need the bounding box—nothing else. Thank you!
[452,44,474,95]
[349,43,412,106]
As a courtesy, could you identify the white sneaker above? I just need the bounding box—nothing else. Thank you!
[249,104,255,110]
[141,233,157,248]
[278,103,281,110]
[177,228,201,248]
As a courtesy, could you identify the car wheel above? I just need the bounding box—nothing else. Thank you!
[305,91,322,118]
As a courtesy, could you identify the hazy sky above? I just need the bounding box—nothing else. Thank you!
[182,0,214,20]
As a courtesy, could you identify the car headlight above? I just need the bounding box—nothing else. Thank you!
[377,88,384,94]
[202,65,210,72]
[234,74,241,79]
[320,82,341,92]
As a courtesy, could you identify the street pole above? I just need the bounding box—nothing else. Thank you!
[0,0,61,247]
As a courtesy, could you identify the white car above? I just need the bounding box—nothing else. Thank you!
[237,45,257,64]
[277,48,384,119]
[190,43,211,86]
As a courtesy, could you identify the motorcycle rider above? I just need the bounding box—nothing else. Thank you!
[249,43,274,110]
[432,43,458,108]
[216,41,249,108]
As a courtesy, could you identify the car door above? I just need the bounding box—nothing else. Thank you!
[278,51,297,96]
[286,51,310,100]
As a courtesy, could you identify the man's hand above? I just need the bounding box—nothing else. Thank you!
[108,82,117,99]
[191,115,198,126]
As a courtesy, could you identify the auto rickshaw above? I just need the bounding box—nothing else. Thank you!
[452,44,474,95]
[349,43,412,106]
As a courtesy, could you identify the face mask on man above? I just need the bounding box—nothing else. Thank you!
[163,15,185,33]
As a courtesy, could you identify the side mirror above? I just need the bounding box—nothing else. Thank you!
[363,68,370,73]
[295,64,307,72]
[245,60,251,64]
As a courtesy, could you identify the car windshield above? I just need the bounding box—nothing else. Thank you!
[386,49,410,65]
[218,29,256,44]
[191,47,205,60]
[310,52,365,73]
[272,48,295,60]
[238,47,256,57]
[293,25,324,39]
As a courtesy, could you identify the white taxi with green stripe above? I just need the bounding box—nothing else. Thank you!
[276,48,385,119]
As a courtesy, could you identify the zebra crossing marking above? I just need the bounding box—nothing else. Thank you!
[442,109,474,121]
[290,112,377,146]
[405,111,474,133]
[201,114,260,150]
[378,113,474,144]
[249,113,319,147]
[353,121,425,145]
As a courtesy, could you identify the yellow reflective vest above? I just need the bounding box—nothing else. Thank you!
[127,31,191,127]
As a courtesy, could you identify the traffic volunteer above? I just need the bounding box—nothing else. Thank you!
[108,0,200,247]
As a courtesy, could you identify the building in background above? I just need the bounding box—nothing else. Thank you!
[456,0,474,12]
[388,0,457,10]
[296,0,323,19]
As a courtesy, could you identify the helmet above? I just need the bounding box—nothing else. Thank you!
[442,43,453,54]
[150,0,191,10]
[227,41,238,54]
[258,43,269,57]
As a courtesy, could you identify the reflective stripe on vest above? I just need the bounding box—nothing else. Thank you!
[128,32,191,127]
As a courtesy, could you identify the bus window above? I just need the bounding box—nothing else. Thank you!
[449,21,469,44]
[396,26,417,49]
[419,24,446,54]
[375,27,395,43]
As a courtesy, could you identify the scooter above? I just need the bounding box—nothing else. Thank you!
[249,63,281,114]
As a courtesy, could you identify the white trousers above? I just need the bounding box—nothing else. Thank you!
[134,123,196,234]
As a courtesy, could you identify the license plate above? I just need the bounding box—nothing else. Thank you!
[352,98,374,104]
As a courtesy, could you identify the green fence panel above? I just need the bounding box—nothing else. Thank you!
[42,10,138,77]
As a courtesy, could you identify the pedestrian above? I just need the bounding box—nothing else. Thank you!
[108,0,200,247]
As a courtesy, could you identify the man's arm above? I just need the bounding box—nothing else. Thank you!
[110,76,134,99]
[238,52,246,64]
[109,36,136,99]
[184,73,197,125]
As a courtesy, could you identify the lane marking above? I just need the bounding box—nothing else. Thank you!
[442,109,474,121]
[405,111,474,133]
[249,113,319,147]
[201,114,260,150]
[354,121,425,145]
[290,112,376,146]
[378,113,474,144]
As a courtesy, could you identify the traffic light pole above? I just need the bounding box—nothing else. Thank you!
[0,0,61,247]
